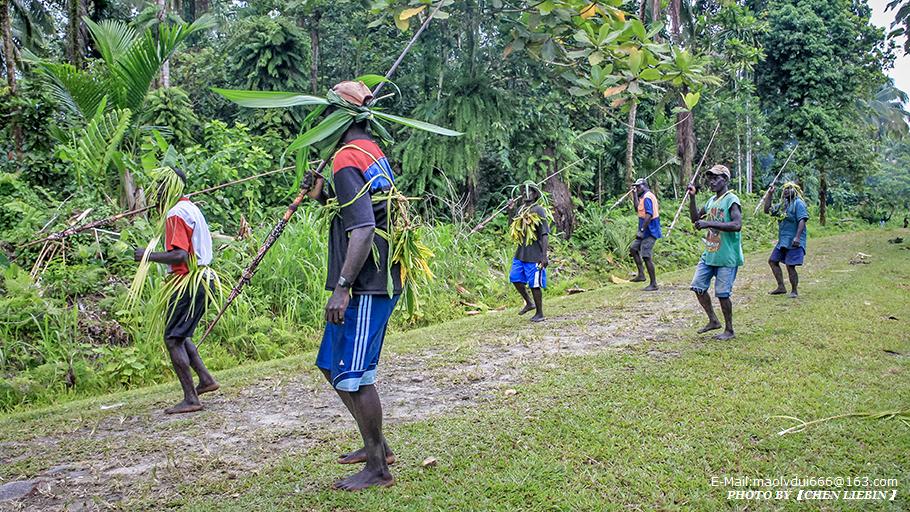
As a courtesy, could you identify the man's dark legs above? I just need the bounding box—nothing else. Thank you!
[716,297,735,339]
[513,282,534,315]
[332,384,394,490]
[530,287,544,322]
[164,337,203,414]
[769,259,786,294]
[184,339,219,394]
[786,265,799,298]
[321,369,395,465]
[643,257,658,291]
[631,249,646,282]
[694,292,722,334]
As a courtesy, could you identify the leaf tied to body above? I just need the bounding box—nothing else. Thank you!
[510,206,544,246]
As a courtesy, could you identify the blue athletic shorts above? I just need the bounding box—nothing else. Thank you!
[690,258,739,298]
[770,246,805,266]
[509,258,547,289]
[316,294,399,392]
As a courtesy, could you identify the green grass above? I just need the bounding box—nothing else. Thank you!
[2,230,907,511]
[130,230,908,510]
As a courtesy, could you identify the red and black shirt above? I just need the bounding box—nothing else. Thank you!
[325,137,402,295]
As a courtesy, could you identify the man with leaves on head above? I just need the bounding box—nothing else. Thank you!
[303,81,400,491]
[133,167,220,415]
[508,183,550,323]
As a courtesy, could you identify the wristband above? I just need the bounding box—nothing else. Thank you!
[337,275,353,289]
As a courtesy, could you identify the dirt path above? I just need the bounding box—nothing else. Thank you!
[0,237,839,511]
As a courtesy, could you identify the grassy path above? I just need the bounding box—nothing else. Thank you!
[1,230,908,511]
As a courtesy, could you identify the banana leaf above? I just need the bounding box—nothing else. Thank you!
[212,88,330,108]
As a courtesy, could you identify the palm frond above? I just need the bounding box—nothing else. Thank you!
[33,62,109,119]
[58,109,133,188]
[83,17,140,67]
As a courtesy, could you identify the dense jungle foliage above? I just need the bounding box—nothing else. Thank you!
[0,0,908,411]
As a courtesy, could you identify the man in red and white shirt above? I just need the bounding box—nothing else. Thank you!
[134,168,219,414]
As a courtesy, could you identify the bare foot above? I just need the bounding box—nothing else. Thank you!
[164,400,203,414]
[331,468,395,491]
[530,314,545,323]
[196,381,220,395]
[630,275,646,283]
[788,291,798,298]
[643,284,659,291]
[714,330,735,340]
[697,321,722,334]
[518,303,535,316]
[768,288,787,295]
[338,447,396,465]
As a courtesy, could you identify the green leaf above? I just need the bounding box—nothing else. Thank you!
[371,111,463,137]
[639,68,661,81]
[628,47,643,75]
[588,51,605,66]
[354,74,389,88]
[287,110,354,153]
[631,19,646,40]
[212,88,330,108]
[683,91,701,110]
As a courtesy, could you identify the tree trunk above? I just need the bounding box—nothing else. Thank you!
[1,0,22,156]
[638,0,646,20]
[677,100,695,184]
[625,100,638,187]
[157,0,169,88]
[745,106,753,194]
[197,0,209,15]
[308,12,321,94]
[465,173,477,218]
[736,126,742,193]
[543,146,576,239]
[818,171,827,226]
[66,0,84,66]
[1,0,15,92]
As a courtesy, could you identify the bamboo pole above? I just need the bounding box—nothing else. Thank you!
[664,123,721,238]
[753,144,798,215]
[198,2,446,346]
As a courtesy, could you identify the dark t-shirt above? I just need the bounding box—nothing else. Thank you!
[513,204,550,263]
[325,138,402,295]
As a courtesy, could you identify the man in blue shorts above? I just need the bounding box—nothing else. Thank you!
[509,185,550,323]
[687,165,743,340]
[763,182,808,298]
[304,81,400,491]
[629,178,662,291]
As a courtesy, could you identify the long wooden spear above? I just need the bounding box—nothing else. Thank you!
[605,156,678,212]
[664,123,721,238]
[753,144,798,215]
[20,165,306,248]
[198,3,445,346]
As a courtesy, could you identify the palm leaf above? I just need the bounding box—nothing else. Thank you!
[33,62,109,119]
[371,111,463,136]
[83,17,139,67]
[212,88,330,108]
[287,110,354,153]
[59,109,133,187]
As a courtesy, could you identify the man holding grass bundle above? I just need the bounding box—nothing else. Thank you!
[687,164,743,340]
[508,185,550,323]
[763,181,809,298]
[303,81,401,491]
[133,167,219,415]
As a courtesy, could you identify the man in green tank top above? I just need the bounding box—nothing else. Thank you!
[687,165,744,340]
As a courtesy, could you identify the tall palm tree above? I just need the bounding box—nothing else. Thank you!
[859,80,910,142]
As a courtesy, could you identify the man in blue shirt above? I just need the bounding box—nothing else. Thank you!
[630,178,662,291]
[763,182,809,298]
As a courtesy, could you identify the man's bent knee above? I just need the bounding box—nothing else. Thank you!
[165,337,184,349]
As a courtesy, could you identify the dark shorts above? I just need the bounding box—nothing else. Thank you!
[630,236,657,258]
[770,246,805,266]
[164,280,212,340]
[317,294,399,392]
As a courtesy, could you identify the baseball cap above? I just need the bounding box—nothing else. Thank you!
[331,81,373,106]
[633,178,647,186]
[705,164,731,180]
